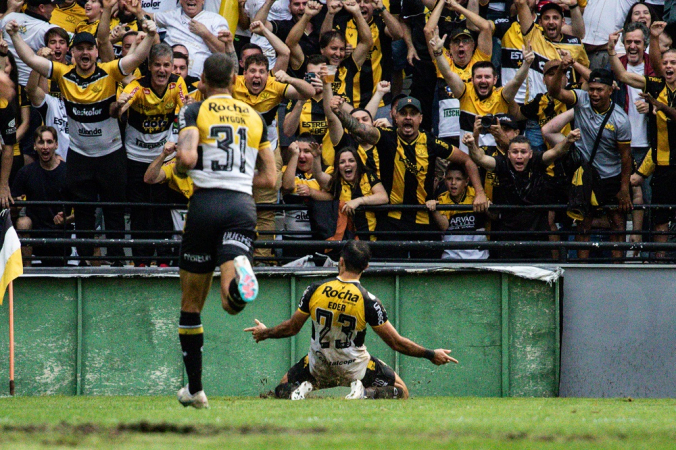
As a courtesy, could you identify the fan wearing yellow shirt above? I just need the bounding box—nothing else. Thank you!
[7,18,158,265]
[49,0,87,34]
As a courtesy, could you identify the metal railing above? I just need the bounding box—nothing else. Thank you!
[11,200,676,265]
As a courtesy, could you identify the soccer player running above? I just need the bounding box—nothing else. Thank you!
[245,240,457,400]
[173,53,277,409]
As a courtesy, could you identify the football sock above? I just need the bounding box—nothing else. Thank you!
[179,311,203,395]
[365,385,400,399]
[227,278,247,312]
[274,382,300,399]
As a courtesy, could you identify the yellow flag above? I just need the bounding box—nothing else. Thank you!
[219,0,239,35]
[0,210,22,305]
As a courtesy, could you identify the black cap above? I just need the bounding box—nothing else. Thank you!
[538,0,564,15]
[450,28,474,41]
[70,32,97,48]
[396,96,422,113]
[589,69,614,86]
[27,0,59,6]
[498,115,520,130]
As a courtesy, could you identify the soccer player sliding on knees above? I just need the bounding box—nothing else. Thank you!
[245,240,457,400]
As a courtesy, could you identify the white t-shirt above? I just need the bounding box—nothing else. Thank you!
[626,62,649,148]
[155,8,229,77]
[583,0,635,46]
[141,0,178,14]
[35,94,70,160]
[245,0,291,67]
[0,12,54,86]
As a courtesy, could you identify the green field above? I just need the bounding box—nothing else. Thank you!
[1,396,675,449]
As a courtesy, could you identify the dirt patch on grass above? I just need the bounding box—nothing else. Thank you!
[4,422,327,437]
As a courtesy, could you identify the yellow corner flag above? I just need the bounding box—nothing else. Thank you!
[219,0,239,36]
[0,210,22,304]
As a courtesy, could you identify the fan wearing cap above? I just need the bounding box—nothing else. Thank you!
[465,127,581,260]
[424,0,493,148]
[431,27,533,155]
[515,0,589,103]
[611,44,676,258]
[6,18,158,265]
[0,0,58,86]
[549,61,633,260]
[329,94,488,259]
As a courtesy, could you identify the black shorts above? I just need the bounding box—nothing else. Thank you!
[650,166,676,225]
[286,354,396,389]
[592,174,621,207]
[178,189,257,273]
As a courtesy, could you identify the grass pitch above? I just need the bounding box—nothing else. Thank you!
[1,396,675,449]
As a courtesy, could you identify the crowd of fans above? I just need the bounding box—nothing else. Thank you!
[0,0,674,266]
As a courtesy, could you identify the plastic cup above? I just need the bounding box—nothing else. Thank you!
[323,64,337,83]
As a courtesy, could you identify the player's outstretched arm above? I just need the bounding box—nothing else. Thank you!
[373,322,458,366]
[245,311,309,342]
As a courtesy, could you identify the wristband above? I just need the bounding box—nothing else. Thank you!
[376,6,386,12]
[569,3,579,9]
[433,50,444,57]
[423,349,435,360]
[608,52,617,57]
[0,51,7,57]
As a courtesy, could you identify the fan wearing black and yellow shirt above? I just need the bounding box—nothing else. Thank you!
[280,135,334,258]
[432,28,533,155]
[330,94,488,259]
[288,0,373,102]
[612,46,676,253]
[7,19,157,263]
[423,0,493,146]
[112,43,187,266]
[326,0,403,109]
[245,240,458,400]
[516,0,589,103]
[0,90,17,208]
[49,0,87,34]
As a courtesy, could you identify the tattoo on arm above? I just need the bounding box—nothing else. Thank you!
[335,107,379,144]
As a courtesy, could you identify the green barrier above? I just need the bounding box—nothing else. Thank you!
[0,268,559,397]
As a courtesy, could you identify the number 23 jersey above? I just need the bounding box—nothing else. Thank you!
[298,277,388,382]
[178,94,269,195]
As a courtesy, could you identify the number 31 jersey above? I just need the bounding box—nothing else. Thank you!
[178,94,269,195]
[298,277,388,384]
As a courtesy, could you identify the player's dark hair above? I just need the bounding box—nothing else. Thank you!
[445,163,467,178]
[341,240,371,274]
[149,43,173,65]
[295,132,317,145]
[472,61,497,77]
[329,146,366,197]
[244,53,269,71]
[241,42,263,57]
[44,27,69,47]
[34,125,58,144]
[306,54,329,67]
[508,135,532,150]
[203,53,236,89]
[320,31,346,50]
[350,108,373,121]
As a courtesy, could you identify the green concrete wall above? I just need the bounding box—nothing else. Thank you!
[0,269,560,397]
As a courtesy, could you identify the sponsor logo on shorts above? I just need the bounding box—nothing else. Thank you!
[134,138,167,149]
[78,128,102,136]
[182,253,212,263]
[222,231,253,251]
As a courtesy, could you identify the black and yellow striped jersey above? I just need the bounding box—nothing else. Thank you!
[495,18,527,104]
[49,60,127,157]
[375,128,457,224]
[178,94,269,194]
[161,160,194,199]
[286,97,338,167]
[458,83,510,153]
[644,76,676,167]
[232,74,288,126]
[337,16,392,108]
[123,73,187,163]
[435,48,491,81]
[520,92,571,178]
[436,186,486,230]
[338,169,381,237]
[184,74,202,101]
[298,276,388,382]
[523,22,589,102]
[336,133,380,179]
[74,17,122,35]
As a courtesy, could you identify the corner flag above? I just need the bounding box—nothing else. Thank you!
[0,210,22,304]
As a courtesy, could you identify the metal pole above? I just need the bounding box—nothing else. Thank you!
[9,281,14,396]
